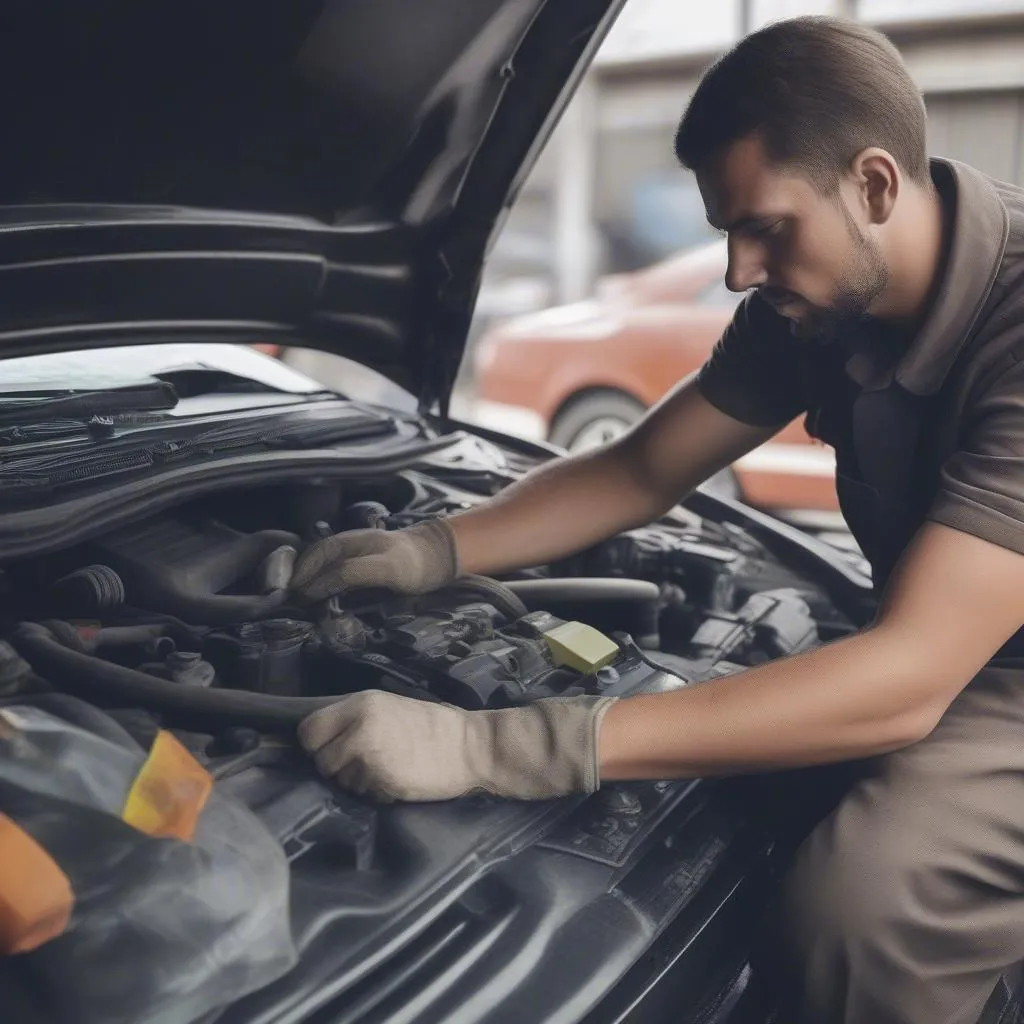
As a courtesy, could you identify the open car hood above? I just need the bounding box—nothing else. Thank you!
[0,0,625,412]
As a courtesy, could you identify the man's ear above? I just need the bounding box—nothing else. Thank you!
[849,148,900,226]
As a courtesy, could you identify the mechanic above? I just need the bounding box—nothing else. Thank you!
[290,17,1024,1024]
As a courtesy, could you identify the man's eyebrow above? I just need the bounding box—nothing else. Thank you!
[707,214,778,233]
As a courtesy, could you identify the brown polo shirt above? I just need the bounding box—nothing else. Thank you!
[697,159,1024,624]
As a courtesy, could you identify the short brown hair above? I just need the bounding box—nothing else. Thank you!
[674,16,929,189]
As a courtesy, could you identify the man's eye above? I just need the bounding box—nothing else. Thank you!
[758,220,785,237]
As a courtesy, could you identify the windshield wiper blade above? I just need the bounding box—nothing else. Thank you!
[0,382,178,427]
[148,409,397,461]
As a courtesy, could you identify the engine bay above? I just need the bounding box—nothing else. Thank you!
[0,460,863,1024]
[0,470,855,743]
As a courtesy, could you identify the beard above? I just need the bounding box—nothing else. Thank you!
[787,208,889,343]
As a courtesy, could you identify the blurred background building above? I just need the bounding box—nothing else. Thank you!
[465,0,1024,357]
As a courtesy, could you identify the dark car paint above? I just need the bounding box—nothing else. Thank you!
[0,0,626,411]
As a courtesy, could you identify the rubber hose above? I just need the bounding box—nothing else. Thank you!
[101,610,207,650]
[99,526,300,626]
[259,545,297,594]
[503,577,662,647]
[93,624,171,648]
[12,622,344,732]
[150,587,289,626]
[50,564,126,612]
[435,574,530,621]
[503,577,661,606]
[39,621,191,657]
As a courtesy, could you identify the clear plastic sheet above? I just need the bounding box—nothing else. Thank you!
[0,704,297,1024]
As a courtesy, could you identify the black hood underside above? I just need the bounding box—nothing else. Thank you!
[0,0,626,410]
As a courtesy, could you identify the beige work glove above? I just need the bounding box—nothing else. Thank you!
[290,519,458,601]
[297,690,618,802]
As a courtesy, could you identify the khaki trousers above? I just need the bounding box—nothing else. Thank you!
[763,666,1024,1024]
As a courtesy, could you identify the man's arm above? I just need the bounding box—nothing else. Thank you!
[290,381,776,602]
[452,378,779,576]
[296,353,1024,804]
[455,292,808,578]
[598,521,1024,778]
[297,520,1024,804]
[292,292,805,602]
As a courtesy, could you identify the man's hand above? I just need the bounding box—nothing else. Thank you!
[290,519,458,601]
[297,690,618,802]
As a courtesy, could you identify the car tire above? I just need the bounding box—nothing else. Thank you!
[549,389,743,500]
[549,390,646,453]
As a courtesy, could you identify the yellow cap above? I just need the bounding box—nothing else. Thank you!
[542,620,619,674]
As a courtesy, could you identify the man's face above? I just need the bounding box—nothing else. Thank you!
[696,134,888,340]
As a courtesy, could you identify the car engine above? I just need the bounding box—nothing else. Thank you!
[0,463,863,1024]
[0,470,853,736]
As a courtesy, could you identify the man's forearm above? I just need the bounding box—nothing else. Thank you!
[449,382,780,579]
[598,626,957,779]
[450,447,671,577]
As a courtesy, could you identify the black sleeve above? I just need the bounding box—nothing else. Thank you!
[695,292,808,427]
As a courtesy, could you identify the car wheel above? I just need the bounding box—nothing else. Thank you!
[549,391,645,453]
[549,389,744,500]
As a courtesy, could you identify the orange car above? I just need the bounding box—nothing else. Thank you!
[472,240,838,512]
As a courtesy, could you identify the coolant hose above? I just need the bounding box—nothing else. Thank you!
[433,575,661,647]
[503,577,660,603]
[149,588,290,626]
[503,577,662,648]
[11,622,344,732]
[95,526,300,626]
[434,574,530,621]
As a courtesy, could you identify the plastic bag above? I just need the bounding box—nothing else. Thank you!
[0,703,297,1024]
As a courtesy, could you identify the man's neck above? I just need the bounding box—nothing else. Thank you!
[873,182,949,331]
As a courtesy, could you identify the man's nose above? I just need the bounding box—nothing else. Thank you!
[725,237,767,293]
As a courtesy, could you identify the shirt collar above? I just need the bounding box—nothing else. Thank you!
[893,158,1009,395]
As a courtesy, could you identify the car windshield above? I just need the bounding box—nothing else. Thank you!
[0,344,324,397]
[0,343,420,415]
